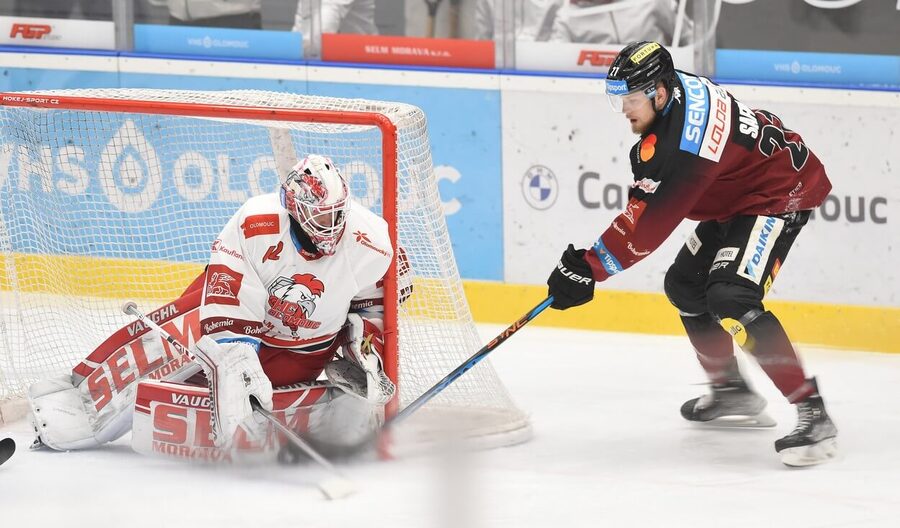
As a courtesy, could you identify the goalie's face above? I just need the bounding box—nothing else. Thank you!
[282,155,350,255]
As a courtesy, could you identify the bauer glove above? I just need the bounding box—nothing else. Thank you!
[547,244,595,310]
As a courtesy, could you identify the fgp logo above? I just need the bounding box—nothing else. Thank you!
[10,23,51,39]
[577,50,617,67]
[737,216,784,284]
[522,165,558,210]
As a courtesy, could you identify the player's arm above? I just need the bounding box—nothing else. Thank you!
[548,152,715,309]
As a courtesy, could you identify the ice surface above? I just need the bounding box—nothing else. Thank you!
[1,325,898,528]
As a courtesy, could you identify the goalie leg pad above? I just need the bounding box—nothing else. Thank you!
[132,379,331,463]
[29,375,132,451]
[306,389,385,453]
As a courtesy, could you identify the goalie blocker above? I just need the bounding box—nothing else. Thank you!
[28,275,393,461]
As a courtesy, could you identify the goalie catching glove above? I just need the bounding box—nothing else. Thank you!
[191,336,274,448]
[326,313,395,405]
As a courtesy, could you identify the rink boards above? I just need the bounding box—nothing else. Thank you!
[0,49,896,353]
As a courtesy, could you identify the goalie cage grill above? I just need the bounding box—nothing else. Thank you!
[0,89,531,452]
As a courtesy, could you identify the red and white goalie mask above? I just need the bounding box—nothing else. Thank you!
[281,154,350,255]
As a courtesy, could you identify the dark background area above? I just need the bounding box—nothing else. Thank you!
[716,1,900,55]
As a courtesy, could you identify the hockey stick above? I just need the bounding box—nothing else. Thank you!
[121,301,355,500]
[388,296,553,427]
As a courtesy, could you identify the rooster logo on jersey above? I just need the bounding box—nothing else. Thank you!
[266,273,325,334]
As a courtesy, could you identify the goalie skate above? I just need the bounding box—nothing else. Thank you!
[681,379,776,428]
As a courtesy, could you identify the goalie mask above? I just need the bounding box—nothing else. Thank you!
[281,154,350,255]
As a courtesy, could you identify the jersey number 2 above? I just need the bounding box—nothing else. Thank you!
[758,124,809,171]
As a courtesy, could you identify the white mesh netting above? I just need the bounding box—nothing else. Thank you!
[0,89,530,448]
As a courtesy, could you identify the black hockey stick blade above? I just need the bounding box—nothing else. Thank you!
[0,437,16,466]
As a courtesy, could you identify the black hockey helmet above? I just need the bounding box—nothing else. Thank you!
[605,41,675,112]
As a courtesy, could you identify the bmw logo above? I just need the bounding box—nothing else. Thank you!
[522,165,558,210]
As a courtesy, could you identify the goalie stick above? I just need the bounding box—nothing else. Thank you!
[0,437,15,467]
[121,301,356,500]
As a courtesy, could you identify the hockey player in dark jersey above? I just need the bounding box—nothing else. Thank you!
[546,41,838,467]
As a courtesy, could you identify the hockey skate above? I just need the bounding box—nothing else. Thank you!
[775,381,838,467]
[681,378,776,428]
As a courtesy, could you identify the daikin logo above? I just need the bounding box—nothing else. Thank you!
[744,217,777,278]
[737,216,783,284]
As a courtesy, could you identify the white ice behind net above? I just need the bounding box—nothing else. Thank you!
[0,89,530,447]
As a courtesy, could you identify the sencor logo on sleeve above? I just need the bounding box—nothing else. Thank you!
[678,72,709,156]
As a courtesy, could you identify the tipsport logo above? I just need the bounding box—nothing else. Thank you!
[521,165,559,210]
[605,80,629,95]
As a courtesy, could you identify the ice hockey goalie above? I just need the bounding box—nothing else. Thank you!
[28,154,408,463]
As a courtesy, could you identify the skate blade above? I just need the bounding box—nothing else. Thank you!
[780,437,838,467]
[694,411,777,429]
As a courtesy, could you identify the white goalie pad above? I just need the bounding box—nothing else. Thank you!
[132,379,381,462]
[27,291,206,451]
[306,388,386,451]
[28,374,132,451]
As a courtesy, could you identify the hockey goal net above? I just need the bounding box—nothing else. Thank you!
[0,89,531,449]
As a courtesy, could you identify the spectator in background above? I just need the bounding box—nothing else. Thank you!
[474,0,563,41]
[12,0,111,19]
[551,0,692,45]
[165,0,263,29]
[293,0,378,36]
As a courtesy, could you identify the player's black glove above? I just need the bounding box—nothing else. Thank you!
[547,244,595,310]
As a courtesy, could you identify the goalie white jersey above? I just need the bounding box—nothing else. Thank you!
[200,193,392,352]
